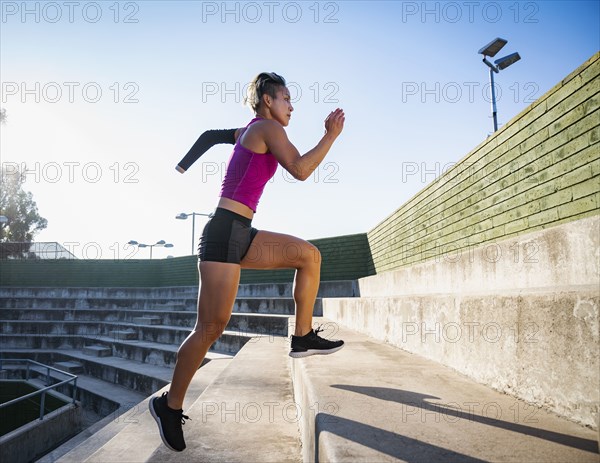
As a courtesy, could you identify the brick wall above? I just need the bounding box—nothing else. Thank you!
[367,52,599,274]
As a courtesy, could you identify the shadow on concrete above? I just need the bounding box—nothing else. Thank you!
[315,413,488,463]
[330,385,599,454]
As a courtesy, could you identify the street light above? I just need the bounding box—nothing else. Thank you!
[478,37,521,132]
[127,239,174,259]
[176,212,213,255]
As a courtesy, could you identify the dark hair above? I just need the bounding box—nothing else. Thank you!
[245,72,286,112]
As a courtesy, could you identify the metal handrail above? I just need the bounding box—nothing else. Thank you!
[0,358,78,420]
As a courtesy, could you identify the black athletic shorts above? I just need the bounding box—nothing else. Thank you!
[198,207,259,263]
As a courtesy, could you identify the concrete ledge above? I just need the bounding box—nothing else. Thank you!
[359,215,599,297]
[290,320,599,462]
[0,402,83,463]
[323,216,600,429]
[323,287,600,428]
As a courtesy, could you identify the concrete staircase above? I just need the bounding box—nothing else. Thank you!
[0,281,356,462]
[38,318,598,463]
[2,282,597,462]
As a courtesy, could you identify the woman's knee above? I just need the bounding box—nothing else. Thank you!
[298,243,321,268]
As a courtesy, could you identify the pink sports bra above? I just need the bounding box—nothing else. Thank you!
[219,117,279,212]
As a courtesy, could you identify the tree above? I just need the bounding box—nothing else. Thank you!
[1,166,48,242]
[0,108,48,257]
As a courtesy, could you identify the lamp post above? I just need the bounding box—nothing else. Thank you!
[478,37,521,132]
[176,212,213,255]
[127,239,174,259]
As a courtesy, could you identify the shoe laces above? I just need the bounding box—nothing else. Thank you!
[162,392,191,425]
[314,325,325,337]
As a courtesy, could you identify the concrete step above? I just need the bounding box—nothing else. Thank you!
[0,315,283,357]
[2,349,175,394]
[84,331,252,363]
[53,361,84,374]
[0,308,291,329]
[108,330,137,341]
[83,345,112,357]
[232,297,322,316]
[132,316,162,325]
[0,296,198,311]
[0,281,358,315]
[53,352,234,463]
[0,307,161,322]
[0,334,89,350]
[0,330,249,364]
[27,369,145,424]
[0,308,190,324]
[235,280,359,298]
[0,314,290,342]
[0,287,200,299]
[0,280,358,299]
[290,319,599,462]
[75,336,301,462]
[0,295,317,318]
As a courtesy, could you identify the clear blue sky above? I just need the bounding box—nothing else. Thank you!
[1,1,598,258]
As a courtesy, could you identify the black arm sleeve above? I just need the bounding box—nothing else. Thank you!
[176,128,237,172]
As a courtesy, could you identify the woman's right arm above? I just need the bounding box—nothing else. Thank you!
[265,109,345,181]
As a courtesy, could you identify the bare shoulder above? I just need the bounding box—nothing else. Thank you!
[255,119,286,138]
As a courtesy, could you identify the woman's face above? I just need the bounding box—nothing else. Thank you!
[267,86,294,126]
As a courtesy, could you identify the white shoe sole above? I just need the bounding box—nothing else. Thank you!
[289,344,344,358]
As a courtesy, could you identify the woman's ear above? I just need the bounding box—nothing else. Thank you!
[262,92,272,108]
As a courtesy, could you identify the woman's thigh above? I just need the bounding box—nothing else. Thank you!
[196,261,241,331]
[240,230,320,270]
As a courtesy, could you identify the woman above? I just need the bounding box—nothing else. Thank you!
[150,72,345,452]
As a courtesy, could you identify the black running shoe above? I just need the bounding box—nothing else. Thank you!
[289,326,344,358]
[149,391,190,452]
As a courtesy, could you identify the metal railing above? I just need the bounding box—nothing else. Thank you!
[0,359,78,420]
